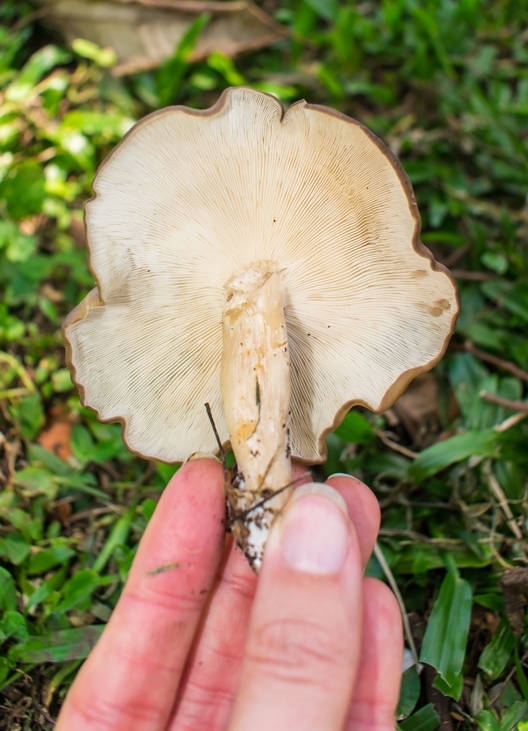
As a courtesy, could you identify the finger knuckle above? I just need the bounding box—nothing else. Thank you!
[247,615,346,685]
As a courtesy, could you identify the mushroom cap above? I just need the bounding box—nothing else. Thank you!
[64,87,458,464]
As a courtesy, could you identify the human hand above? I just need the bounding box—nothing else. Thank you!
[56,458,403,731]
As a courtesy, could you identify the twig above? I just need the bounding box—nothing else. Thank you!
[375,430,418,459]
[442,241,472,268]
[465,342,528,382]
[379,528,464,548]
[452,270,495,281]
[495,411,528,432]
[482,461,523,541]
[480,390,528,413]
[31,699,55,726]
[373,542,420,670]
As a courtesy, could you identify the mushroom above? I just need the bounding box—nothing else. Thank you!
[63,87,458,571]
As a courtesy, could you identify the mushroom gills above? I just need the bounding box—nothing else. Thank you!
[221,260,292,572]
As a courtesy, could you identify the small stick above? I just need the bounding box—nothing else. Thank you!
[482,461,523,541]
[204,402,229,485]
[375,430,418,459]
[479,391,528,413]
[374,542,420,671]
[465,343,528,383]
[231,471,312,523]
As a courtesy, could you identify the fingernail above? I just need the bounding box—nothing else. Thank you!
[278,482,350,575]
[186,452,222,463]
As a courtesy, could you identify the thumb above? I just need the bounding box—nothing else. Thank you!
[229,483,363,731]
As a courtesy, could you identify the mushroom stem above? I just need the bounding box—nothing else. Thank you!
[221,260,293,572]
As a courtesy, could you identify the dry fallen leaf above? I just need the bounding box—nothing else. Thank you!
[38,0,287,75]
[37,405,74,460]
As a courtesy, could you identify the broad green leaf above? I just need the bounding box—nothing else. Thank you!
[0,611,29,642]
[71,38,117,67]
[207,52,245,86]
[475,710,500,731]
[420,569,472,689]
[0,567,17,611]
[9,625,105,663]
[57,569,101,612]
[397,666,420,719]
[15,393,45,440]
[61,110,134,139]
[25,566,67,611]
[13,466,55,497]
[399,703,441,731]
[482,280,528,323]
[27,543,76,575]
[27,444,73,477]
[433,670,463,700]
[334,411,375,445]
[156,13,211,106]
[408,429,502,482]
[0,160,46,220]
[0,534,31,565]
[70,423,94,463]
[5,45,71,102]
[473,593,503,611]
[499,701,528,731]
[478,617,515,680]
[51,368,73,392]
[304,0,338,22]
[448,353,488,423]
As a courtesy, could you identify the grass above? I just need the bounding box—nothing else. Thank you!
[1,0,528,728]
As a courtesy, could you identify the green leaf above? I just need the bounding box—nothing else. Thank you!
[0,160,46,220]
[478,617,515,680]
[92,508,135,573]
[408,429,502,482]
[14,466,55,498]
[420,569,472,692]
[397,665,421,719]
[0,611,29,642]
[433,670,463,700]
[71,38,117,67]
[334,411,376,445]
[156,13,211,106]
[304,0,338,22]
[475,709,500,731]
[57,569,101,612]
[51,368,73,392]
[27,444,73,477]
[0,220,37,262]
[482,280,528,323]
[207,52,245,86]
[8,392,45,441]
[26,542,76,575]
[70,424,94,463]
[9,625,105,663]
[514,643,528,702]
[0,534,31,565]
[399,703,441,731]
[5,45,71,102]
[499,701,528,731]
[0,567,17,611]
[0,658,10,687]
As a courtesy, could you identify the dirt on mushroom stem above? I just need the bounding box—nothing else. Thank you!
[221,260,293,572]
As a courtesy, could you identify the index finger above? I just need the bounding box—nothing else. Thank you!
[56,458,226,731]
